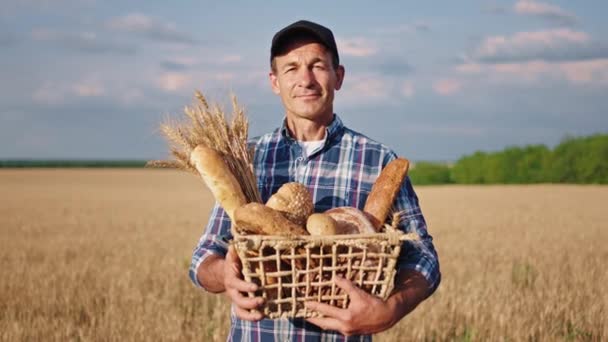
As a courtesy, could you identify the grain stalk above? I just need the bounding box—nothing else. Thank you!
[148,90,261,203]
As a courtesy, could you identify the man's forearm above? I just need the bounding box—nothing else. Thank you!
[385,269,431,327]
[197,254,227,293]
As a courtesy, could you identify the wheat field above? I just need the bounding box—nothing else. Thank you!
[1,169,606,341]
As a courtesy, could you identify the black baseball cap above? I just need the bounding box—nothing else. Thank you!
[270,20,339,66]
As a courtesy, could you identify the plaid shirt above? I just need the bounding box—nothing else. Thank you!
[189,115,441,341]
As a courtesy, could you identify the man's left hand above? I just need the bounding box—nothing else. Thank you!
[305,276,397,336]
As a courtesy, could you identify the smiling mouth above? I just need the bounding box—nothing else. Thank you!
[296,94,321,99]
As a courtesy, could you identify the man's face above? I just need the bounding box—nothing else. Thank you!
[269,40,345,124]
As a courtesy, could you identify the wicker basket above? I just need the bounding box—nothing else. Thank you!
[232,227,413,318]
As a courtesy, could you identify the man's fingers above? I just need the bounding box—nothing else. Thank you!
[234,305,264,321]
[305,301,347,319]
[226,275,258,293]
[226,288,264,310]
[334,276,364,297]
[307,316,344,333]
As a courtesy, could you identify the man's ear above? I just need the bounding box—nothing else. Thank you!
[334,65,345,90]
[269,71,280,95]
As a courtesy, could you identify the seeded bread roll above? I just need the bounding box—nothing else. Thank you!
[306,213,339,235]
[189,145,247,223]
[266,182,314,226]
[234,203,309,236]
[363,158,410,231]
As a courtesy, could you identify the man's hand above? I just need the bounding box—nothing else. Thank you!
[198,246,264,321]
[223,246,265,321]
[305,271,430,336]
[305,277,396,336]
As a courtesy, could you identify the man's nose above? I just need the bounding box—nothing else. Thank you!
[297,68,315,87]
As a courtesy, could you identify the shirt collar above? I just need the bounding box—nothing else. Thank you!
[280,114,345,144]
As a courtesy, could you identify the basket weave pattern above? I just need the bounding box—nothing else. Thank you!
[232,230,405,318]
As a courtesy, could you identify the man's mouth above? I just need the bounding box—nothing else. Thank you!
[296,93,321,99]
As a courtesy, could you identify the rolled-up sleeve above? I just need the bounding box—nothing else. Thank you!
[392,175,441,295]
[188,203,233,289]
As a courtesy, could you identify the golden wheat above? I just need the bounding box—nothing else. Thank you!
[148,90,261,203]
[1,170,606,341]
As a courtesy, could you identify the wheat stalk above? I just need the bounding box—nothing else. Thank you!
[147,90,261,203]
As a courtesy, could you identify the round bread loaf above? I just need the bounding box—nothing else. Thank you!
[266,182,314,226]
[324,207,377,234]
[306,213,339,235]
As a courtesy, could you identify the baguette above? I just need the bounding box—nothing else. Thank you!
[363,158,410,230]
[190,145,247,223]
[234,203,309,236]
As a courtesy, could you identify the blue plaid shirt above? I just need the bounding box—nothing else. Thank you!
[189,115,441,341]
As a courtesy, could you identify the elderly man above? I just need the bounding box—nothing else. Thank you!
[189,20,440,341]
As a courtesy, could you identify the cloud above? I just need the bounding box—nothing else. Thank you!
[456,59,608,85]
[31,28,135,54]
[107,13,196,45]
[157,72,192,92]
[32,79,106,105]
[337,37,377,57]
[73,81,104,97]
[469,29,608,63]
[433,78,462,95]
[514,0,578,26]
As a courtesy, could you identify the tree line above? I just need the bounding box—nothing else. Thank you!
[408,133,607,185]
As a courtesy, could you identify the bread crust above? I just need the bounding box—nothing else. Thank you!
[190,145,247,223]
[363,158,410,230]
[324,207,377,234]
[234,203,310,236]
[266,182,313,226]
[306,213,339,235]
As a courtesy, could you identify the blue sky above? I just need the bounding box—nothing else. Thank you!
[2,0,607,161]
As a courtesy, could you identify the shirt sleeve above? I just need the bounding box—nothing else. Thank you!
[188,203,233,289]
[386,155,441,295]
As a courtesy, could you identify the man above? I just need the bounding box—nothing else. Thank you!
[189,20,440,341]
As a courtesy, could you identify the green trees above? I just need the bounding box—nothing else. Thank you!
[410,134,607,185]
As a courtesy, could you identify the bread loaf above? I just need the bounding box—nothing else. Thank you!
[234,203,309,236]
[266,182,314,226]
[363,158,409,230]
[190,145,247,223]
[306,213,339,235]
[324,207,377,234]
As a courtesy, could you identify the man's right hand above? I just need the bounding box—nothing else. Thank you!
[223,246,265,321]
[197,245,264,321]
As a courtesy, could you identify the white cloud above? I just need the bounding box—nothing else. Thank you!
[467,29,608,64]
[514,0,578,25]
[433,78,462,95]
[157,72,192,92]
[73,82,104,97]
[455,59,608,85]
[337,37,377,57]
[107,13,196,44]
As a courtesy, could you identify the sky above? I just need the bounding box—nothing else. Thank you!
[1,0,607,161]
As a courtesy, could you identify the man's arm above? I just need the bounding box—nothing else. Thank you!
[306,175,441,335]
[189,204,264,321]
